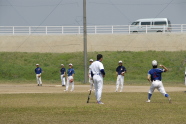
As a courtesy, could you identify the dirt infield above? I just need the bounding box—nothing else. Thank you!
[0,84,185,94]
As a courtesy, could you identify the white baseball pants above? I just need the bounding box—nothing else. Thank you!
[116,75,124,92]
[60,75,66,86]
[89,75,94,90]
[66,76,74,91]
[93,75,103,102]
[36,74,42,85]
[148,80,167,96]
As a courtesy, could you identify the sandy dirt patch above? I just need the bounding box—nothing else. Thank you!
[0,84,185,94]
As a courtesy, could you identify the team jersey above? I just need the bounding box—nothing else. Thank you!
[148,68,165,81]
[116,66,126,75]
[60,68,66,75]
[67,68,75,76]
[90,61,104,76]
[35,67,42,74]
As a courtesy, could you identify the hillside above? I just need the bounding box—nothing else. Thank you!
[0,51,185,85]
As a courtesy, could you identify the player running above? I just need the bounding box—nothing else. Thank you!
[146,60,171,103]
[115,60,126,92]
[35,64,42,86]
[90,54,105,104]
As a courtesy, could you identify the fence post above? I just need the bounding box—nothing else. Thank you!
[128,25,130,34]
[95,26,97,34]
[78,26,80,34]
[62,26,63,34]
[181,24,183,33]
[29,27,31,34]
[146,25,147,34]
[163,25,165,33]
[46,26,47,34]
[13,26,14,35]
[112,26,113,34]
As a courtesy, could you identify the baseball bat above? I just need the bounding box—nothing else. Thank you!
[87,90,92,103]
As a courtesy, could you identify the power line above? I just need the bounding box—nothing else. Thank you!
[154,0,174,18]
[108,0,131,22]
[0,2,79,7]
[6,0,31,25]
[89,1,184,6]
[14,0,65,52]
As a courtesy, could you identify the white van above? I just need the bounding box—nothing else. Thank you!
[130,18,171,32]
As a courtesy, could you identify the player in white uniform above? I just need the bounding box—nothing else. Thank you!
[88,59,94,91]
[115,60,126,92]
[90,54,105,104]
[146,60,171,103]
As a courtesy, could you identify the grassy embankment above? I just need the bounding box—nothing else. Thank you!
[0,51,186,85]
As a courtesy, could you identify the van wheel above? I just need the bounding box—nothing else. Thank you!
[157,30,162,32]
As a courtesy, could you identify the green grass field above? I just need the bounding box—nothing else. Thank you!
[0,51,186,85]
[0,51,186,124]
[0,92,186,124]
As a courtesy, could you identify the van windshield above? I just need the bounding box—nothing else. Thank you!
[131,22,139,25]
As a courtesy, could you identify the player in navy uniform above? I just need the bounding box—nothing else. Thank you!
[146,60,171,103]
[115,60,126,92]
[64,63,75,92]
[60,64,66,87]
[35,64,42,86]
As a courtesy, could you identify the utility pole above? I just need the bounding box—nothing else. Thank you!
[83,0,87,83]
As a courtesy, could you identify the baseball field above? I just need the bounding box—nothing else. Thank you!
[0,84,186,124]
[0,51,186,124]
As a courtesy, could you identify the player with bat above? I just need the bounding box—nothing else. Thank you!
[87,54,105,104]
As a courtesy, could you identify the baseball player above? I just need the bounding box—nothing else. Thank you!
[64,63,75,92]
[60,64,66,87]
[88,59,94,91]
[35,64,42,86]
[146,60,171,103]
[90,54,105,104]
[115,60,126,92]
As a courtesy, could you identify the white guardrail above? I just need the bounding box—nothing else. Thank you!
[0,24,186,35]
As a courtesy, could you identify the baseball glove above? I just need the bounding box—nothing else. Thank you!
[121,72,125,76]
[70,79,74,83]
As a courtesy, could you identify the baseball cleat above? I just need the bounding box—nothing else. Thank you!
[97,101,104,104]
[146,99,151,103]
